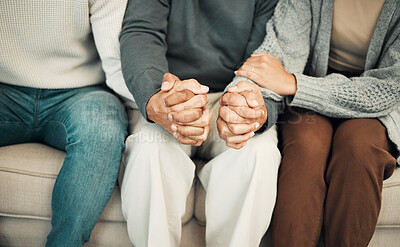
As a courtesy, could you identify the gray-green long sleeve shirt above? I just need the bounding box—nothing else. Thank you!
[120,0,278,128]
[226,0,400,164]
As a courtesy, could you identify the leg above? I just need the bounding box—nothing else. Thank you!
[323,119,396,247]
[197,93,281,247]
[43,86,127,246]
[199,126,281,247]
[120,112,195,247]
[271,107,334,247]
[0,83,37,146]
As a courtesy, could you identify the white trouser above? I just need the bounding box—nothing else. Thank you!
[120,93,281,247]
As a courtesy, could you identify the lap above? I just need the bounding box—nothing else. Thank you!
[41,85,127,150]
[0,83,127,150]
[333,118,393,152]
[0,83,38,146]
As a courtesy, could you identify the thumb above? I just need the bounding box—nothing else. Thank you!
[161,73,179,92]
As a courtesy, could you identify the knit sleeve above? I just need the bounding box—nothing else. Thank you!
[89,0,136,106]
[119,0,170,120]
[224,0,312,128]
[290,35,400,118]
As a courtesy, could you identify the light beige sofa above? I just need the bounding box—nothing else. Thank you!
[1,143,399,246]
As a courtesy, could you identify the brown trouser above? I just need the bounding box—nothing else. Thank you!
[271,107,397,247]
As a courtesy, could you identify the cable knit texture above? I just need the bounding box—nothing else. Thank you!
[226,0,400,164]
[0,0,135,104]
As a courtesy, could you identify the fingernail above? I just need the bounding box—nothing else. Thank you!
[200,85,209,91]
[171,124,177,132]
[250,132,255,137]
[173,132,179,138]
[250,100,258,106]
[261,110,265,115]
[168,113,173,121]
[161,81,170,90]
[255,122,260,129]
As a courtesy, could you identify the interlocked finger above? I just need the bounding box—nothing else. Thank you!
[226,122,259,135]
[170,94,208,112]
[229,106,264,119]
[225,132,254,144]
[219,106,252,124]
[168,108,203,123]
[172,124,205,137]
[220,92,248,107]
[164,90,195,107]
[175,108,212,127]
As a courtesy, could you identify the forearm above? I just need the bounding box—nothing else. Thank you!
[251,0,311,74]
[120,0,170,119]
[290,73,400,118]
[263,97,283,130]
[90,0,134,102]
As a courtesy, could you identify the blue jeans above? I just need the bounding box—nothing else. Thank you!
[0,83,128,246]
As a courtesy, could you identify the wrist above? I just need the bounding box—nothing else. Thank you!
[146,93,161,122]
[286,73,297,95]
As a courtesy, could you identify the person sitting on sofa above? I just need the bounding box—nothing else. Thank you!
[0,0,134,246]
[118,0,283,246]
[230,0,400,246]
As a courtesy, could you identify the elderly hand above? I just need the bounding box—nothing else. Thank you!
[235,52,297,95]
[217,81,267,149]
[146,73,212,146]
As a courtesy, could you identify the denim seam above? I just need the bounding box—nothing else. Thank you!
[34,89,42,128]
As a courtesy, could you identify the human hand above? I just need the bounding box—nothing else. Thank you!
[217,81,267,149]
[235,52,297,95]
[146,73,211,146]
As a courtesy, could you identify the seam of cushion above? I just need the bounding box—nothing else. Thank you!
[375,224,400,228]
[0,212,126,223]
[0,212,51,221]
[383,182,400,188]
[0,167,57,179]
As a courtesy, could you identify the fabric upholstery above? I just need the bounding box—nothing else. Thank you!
[0,143,195,246]
[0,143,399,246]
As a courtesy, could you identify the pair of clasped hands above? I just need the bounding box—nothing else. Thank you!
[146,73,267,149]
[146,52,296,149]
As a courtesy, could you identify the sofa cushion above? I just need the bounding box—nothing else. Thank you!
[194,167,400,227]
[0,143,194,224]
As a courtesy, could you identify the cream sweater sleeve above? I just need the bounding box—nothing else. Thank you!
[89,0,136,106]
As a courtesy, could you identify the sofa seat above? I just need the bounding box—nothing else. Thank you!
[193,162,400,246]
[1,143,399,246]
[0,143,199,247]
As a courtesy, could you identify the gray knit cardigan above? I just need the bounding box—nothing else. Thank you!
[227,0,400,164]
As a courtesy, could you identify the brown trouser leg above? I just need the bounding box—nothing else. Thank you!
[323,118,396,247]
[271,107,396,247]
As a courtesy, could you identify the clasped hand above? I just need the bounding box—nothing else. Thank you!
[217,81,268,149]
[146,73,212,146]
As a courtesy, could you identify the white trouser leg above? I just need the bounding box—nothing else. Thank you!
[120,113,195,247]
[199,125,281,247]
